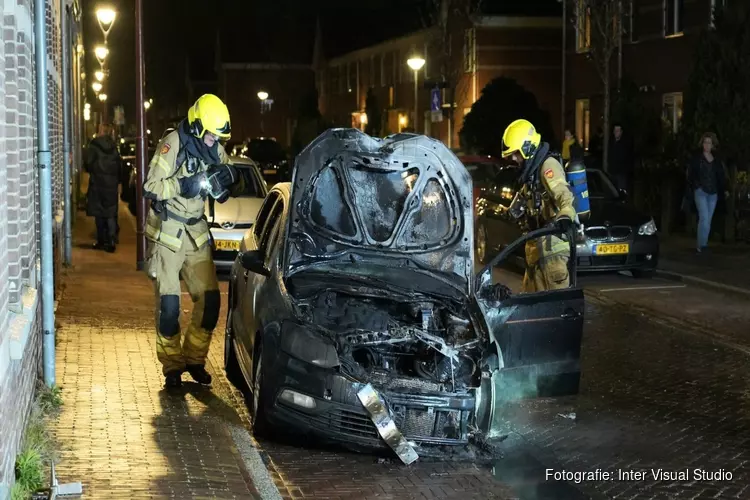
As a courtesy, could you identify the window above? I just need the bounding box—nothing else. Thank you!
[575,99,591,151]
[662,92,683,133]
[253,192,280,241]
[664,0,684,36]
[259,202,284,257]
[628,0,637,42]
[463,28,476,73]
[576,0,591,52]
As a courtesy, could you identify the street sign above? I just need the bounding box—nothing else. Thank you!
[431,88,443,123]
[114,106,125,126]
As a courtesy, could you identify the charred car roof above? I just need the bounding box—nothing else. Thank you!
[284,129,474,297]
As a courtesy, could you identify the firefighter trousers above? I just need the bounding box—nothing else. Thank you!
[522,254,571,293]
[146,231,220,375]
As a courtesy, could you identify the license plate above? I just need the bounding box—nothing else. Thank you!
[215,240,240,251]
[594,243,629,255]
[263,169,276,175]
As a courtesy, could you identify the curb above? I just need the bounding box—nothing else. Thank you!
[655,269,750,300]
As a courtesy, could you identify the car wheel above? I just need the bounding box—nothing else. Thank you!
[251,336,271,437]
[632,269,655,279]
[476,223,489,265]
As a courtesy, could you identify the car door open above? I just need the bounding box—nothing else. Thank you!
[472,225,584,437]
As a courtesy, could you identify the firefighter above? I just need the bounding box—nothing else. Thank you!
[501,119,577,293]
[143,94,240,388]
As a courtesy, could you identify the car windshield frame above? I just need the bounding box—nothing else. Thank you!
[233,162,268,198]
[586,168,621,200]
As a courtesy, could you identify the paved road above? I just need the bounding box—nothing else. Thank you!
[212,265,750,499]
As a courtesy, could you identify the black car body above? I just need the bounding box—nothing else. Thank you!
[476,167,659,278]
[226,129,584,456]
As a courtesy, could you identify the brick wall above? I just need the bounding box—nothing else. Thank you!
[0,0,66,495]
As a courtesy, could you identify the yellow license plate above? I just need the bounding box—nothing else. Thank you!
[215,240,240,251]
[263,169,276,175]
[594,243,629,255]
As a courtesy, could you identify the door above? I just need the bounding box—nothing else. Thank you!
[233,192,279,360]
[239,199,284,363]
[473,225,584,437]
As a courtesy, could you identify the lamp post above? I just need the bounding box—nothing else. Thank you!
[135,0,148,269]
[407,56,425,133]
[257,91,269,134]
[96,6,116,42]
[94,70,105,82]
[94,45,109,67]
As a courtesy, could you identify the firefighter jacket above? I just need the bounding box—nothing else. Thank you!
[143,127,234,252]
[521,154,577,266]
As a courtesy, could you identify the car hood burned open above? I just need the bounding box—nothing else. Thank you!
[285,129,473,298]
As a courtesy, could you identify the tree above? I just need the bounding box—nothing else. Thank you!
[291,87,329,158]
[567,0,624,172]
[364,89,382,136]
[681,1,750,240]
[417,0,483,148]
[459,77,555,157]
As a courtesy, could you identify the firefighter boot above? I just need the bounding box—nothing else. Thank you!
[186,365,212,385]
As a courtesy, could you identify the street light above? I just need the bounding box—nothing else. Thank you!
[94,45,109,66]
[95,70,105,82]
[407,56,426,132]
[143,101,151,110]
[96,7,117,41]
[92,82,103,93]
[257,91,269,133]
[98,93,108,102]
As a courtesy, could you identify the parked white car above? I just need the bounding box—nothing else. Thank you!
[207,156,268,272]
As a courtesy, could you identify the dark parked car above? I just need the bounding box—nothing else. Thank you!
[242,138,289,184]
[456,154,503,223]
[224,129,584,459]
[475,167,659,278]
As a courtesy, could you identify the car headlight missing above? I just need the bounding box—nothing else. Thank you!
[281,322,340,368]
[638,218,657,236]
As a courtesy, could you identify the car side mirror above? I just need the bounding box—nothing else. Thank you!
[239,250,271,277]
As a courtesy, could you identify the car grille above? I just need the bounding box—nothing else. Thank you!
[288,406,381,440]
[585,225,632,242]
[210,222,253,229]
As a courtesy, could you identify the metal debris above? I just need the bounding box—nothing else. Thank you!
[557,412,577,421]
[357,383,419,465]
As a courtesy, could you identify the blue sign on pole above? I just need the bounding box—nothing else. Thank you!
[431,88,441,112]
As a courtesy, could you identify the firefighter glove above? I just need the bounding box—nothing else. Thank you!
[556,216,574,234]
[179,173,207,199]
[207,164,238,188]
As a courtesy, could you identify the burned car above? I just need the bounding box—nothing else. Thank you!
[225,129,584,460]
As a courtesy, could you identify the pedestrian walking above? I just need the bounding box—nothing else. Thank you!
[85,123,123,253]
[686,132,728,253]
[143,94,245,389]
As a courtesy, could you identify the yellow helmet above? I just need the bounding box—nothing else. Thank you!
[188,94,231,140]
[501,119,541,159]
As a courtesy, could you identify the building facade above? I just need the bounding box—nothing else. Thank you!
[315,15,562,149]
[217,63,315,148]
[565,0,722,150]
[0,1,79,496]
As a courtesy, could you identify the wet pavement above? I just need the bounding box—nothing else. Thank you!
[52,208,750,499]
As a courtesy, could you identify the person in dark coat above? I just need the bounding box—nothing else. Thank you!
[607,124,634,192]
[686,132,728,253]
[85,123,123,252]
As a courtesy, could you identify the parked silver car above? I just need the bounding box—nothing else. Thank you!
[208,157,268,272]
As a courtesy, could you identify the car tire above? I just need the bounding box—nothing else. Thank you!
[476,223,489,265]
[632,269,655,279]
[251,336,271,437]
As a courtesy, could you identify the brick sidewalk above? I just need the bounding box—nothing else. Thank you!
[50,209,260,499]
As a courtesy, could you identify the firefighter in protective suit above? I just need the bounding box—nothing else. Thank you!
[143,94,242,388]
[501,119,577,293]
